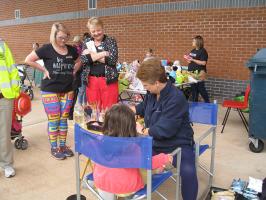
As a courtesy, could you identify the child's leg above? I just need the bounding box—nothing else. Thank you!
[41,92,60,149]
[97,189,116,200]
[58,91,74,147]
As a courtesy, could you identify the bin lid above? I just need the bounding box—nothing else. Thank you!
[246,48,266,68]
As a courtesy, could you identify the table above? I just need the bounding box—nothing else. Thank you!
[119,81,200,103]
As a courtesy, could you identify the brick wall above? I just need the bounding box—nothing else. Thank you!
[205,78,249,102]
[0,0,87,20]
[0,0,265,100]
[100,7,266,81]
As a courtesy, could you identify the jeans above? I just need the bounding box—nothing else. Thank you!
[78,82,87,106]
[154,146,198,200]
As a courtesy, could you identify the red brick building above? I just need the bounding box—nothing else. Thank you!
[0,0,265,100]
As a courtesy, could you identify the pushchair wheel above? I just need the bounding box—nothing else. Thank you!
[21,139,28,150]
[15,139,22,149]
[249,139,264,153]
[28,89,34,100]
[14,138,28,150]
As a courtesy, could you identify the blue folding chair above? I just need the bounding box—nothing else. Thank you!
[74,124,182,200]
[189,102,218,199]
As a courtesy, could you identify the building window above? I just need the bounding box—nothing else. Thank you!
[88,0,97,9]
[15,9,20,19]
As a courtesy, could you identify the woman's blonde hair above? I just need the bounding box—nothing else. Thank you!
[87,17,104,29]
[73,35,81,43]
[50,22,70,45]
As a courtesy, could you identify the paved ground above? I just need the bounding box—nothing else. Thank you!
[0,88,265,200]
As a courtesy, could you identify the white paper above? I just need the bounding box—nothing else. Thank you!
[247,177,263,193]
[188,75,198,83]
[86,41,97,53]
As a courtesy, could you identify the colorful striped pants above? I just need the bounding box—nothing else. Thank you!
[41,91,74,148]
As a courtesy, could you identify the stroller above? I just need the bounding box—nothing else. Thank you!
[16,64,34,100]
[11,92,31,150]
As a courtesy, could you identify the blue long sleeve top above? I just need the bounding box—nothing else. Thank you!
[135,81,194,153]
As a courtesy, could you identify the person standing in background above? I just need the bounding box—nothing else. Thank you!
[69,35,85,120]
[185,35,210,103]
[25,23,81,160]
[32,42,39,51]
[81,17,119,110]
[0,38,20,178]
[83,32,91,41]
[143,48,154,61]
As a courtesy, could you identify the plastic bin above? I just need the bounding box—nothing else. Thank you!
[246,48,266,153]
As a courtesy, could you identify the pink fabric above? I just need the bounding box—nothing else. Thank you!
[86,76,118,110]
[74,44,82,56]
[93,153,170,194]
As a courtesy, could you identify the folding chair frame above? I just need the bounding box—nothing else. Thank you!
[74,125,182,200]
[194,126,216,199]
[189,102,218,199]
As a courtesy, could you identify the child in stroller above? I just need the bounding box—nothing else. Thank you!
[16,64,34,100]
[11,92,31,150]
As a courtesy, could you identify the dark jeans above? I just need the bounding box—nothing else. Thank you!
[154,146,198,200]
[191,81,210,103]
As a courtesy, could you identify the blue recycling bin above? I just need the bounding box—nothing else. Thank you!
[246,48,266,153]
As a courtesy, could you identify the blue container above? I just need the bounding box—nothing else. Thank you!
[246,48,266,152]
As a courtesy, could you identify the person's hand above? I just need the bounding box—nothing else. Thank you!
[162,154,174,171]
[73,69,77,77]
[82,49,92,55]
[43,69,51,79]
[167,154,173,165]
[136,122,144,133]
[184,54,192,63]
[141,128,149,136]
[101,51,109,57]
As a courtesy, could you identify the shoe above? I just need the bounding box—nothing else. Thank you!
[3,166,16,178]
[59,146,74,157]
[51,148,66,160]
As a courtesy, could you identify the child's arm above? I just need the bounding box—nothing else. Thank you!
[152,153,173,172]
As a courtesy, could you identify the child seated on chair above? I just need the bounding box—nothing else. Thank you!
[93,104,172,200]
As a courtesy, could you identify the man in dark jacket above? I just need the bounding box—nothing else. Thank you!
[131,58,198,200]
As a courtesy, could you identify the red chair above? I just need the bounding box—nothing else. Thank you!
[221,85,250,133]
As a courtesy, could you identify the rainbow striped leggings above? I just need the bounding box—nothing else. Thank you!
[41,91,74,148]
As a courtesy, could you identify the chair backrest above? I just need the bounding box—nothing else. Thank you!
[74,124,153,170]
[189,102,218,126]
[243,85,251,107]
